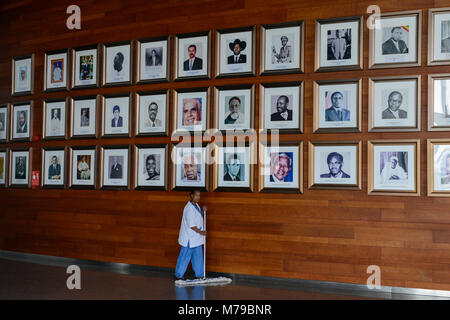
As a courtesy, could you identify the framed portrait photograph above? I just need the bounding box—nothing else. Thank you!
[103,41,133,86]
[72,44,100,89]
[43,98,68,140]
[172,144,209,191]
[428,7,450,65]
[11,102,32,142]
[0,104,10,143]
[11,54,34,96]
[260,21,304,75]
[428,73,450,131]
[136,36,170,83]
[368,76,420,132]
[44,49,70,91]
[308,141,361,190]
[70,95,98,139]
[260,82,303,133]
[0,149,8,187]
[173,88,209,134]
[216,26,255,77]
[8,148,31,188]
[212,143,255,192]
[368,139,420,196]
[99,145,130,190]
[428,139,450,196]
[42,147,67,188]
[214,85,254,132]
[369,10,422,69]
[69,146,97,189]
[135,91,169,136]
[101,93,132,138]
[313,79,362,133]
[175,31,211,80]
[258,142,303,193]
[315,16,363,71]
[134,144,168,190]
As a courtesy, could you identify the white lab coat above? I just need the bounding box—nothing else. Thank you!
[178,201,204,248]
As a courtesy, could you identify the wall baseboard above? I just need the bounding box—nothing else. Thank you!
[1,249,449,299]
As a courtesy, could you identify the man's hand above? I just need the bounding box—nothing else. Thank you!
[191,226,207,236]
[199,230,207,236]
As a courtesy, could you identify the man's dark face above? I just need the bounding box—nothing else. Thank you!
[191,191,201,203]
[233,44,241,55]
[188,46,196,59]
[331,93,344,109]
[392,28,402,41]
[18,112,25,126]
[388,93,402,112]
[328,156,343,176]
[276,97,288,113]
[113,54,122,71]
[149,104,158,121]
[391,159,398,169]
[146,159,156,176]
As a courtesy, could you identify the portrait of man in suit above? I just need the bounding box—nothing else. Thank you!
[227,39,247,64]
[271,95,292,121]
[325,91,350,122]
[441,154,450,185]
[270,152,292,183]
[382,26,409,55]
[111,105,123,128]
[182,153,200,181]
[441,21,450,53]
[224,153,242,182]
[113,52,124,73]
[224,96,245,124]
[320,152,350,178]
[48,156,61,180]
[80,108,89,127]
[16,110,27,134]
[80,55,93,80]
[382,91,407,119]
[182,98,202,126]
[145,102,162,128]
[145,154,160,181]
[109,156,123,179]
[146,48,162,67]
[183,44,203,71]
[272,35,292,64]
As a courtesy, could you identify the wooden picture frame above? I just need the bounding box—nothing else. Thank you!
[8,147,32,188]
[41,146,68,189]
[133,144,169,191]
[69,95,100,139]
[43,48,71,92]
[10,101,33,142]
[0,104,10,143]
[135,90,170,137]
[68,145,98,189]
[71,44,101,89]
[100,93,133,138]
[174,31,211,81]
[11,54,34,96]
[136,36,170,84]
[42,97,69,140]
[102,40,133,87]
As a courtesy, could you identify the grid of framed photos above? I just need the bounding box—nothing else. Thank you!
[3,7,450,197]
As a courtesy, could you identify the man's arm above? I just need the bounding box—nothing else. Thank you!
[191,226,207,236]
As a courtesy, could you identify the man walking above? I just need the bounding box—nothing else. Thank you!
[174,190,207,280]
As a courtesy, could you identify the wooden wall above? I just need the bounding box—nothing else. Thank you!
[1,0,450,291]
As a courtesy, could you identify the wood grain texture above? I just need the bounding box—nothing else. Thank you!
[1,0,450,291]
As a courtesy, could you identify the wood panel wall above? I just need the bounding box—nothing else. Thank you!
[1,0,450,291]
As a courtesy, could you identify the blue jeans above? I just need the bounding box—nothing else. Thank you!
[175,241,204,278]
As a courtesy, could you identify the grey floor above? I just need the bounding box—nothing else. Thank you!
[0,254,447,300]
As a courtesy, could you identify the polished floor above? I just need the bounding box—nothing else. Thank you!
[0,256,446,300]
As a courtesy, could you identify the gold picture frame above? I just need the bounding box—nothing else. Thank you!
[68,145,98,189]
[100,93,133,138]
[11,54,34,96]
[133,144,169,191]
[42,98,69,140]
[428,73,450,131]
[69,95,100,139]
[0,103,10,143]
[136,36,170,84]
[173,87,210,135]
[308,140,361,190]
[41,146,68,189]
[8,147,32,188]
[135,90,170,137]
[313,79,362,133]
[174,31,211,81]
[71,44,101,89]
[43,48,71,92]
[10,101,33,142]
[368,139,420,196]
[0,148,9,188]
[99,144,131,191]
[428,7,450,66]
[427,139,450,197]
[368,75,421,132]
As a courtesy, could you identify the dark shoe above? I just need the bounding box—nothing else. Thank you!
[195,276,205,280]
[174,275,186,281]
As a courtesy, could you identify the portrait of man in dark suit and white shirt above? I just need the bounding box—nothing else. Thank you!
[111,105,123,128]
[382,91,407,119]
[224,153,241,181]
[382,27,409,55]
[227,39,247,64]
[325,91,350,122]
[271,95,292,121]
[110,156,123,179]
[48,156,61,180]
[320,152,350,178]
[16,111,27,134]
[183,44,203,71]
[146,48,162,67]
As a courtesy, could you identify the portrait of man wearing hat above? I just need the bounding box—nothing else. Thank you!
[227,39,247,64]
[272,35,292,64]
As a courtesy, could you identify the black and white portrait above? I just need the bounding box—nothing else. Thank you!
[103,95,130,136]
[371,78,418,130]
[430,143,450,193]
[137,93,167,135]
[0,151,5,185]
[136,146,166,188]
[174,146,206,188]
[263,84,301,131]
[138,38,168,82]
[12,104,31,140]
[430,77,450,129]
[317,18,361,70]
[44,100,66,138]
[102,148,129,187]
[216,146,251,190]
[11,150,29,185]
[72,98,97,137]
[382,26,409,55]
[13,56,32,94]
[0,106,7,141]
[217,88,252,131]
[218,29,253,76]
[441,20,450,54]
[104,43,131,85]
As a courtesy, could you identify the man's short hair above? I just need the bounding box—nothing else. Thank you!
[277,95,289,104]
[146,154,156,163]
[113,105,120,113]
[115,52,124,64]
[388,91,403,101]
[190,190,200,196]
[327,152,343,164]
[188,44,197,51]
[280,35,288,41]
[391,26,402,33]
[228,96,241,106]
[148,102,158,110]
[331,91,344,101]
[227,153,240,164]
